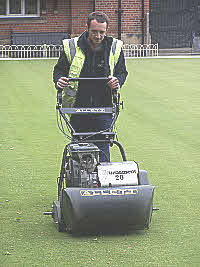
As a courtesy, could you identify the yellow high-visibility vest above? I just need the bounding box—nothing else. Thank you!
[62,36,123,107]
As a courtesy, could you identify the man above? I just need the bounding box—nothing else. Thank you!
[53,11,128,162]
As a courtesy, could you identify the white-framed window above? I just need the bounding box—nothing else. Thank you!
[0,0,40,18]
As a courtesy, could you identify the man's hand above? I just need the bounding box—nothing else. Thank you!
[56,77,70,89]
[107,76,120,91]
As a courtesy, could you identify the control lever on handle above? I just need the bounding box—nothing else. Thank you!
[56,89,63,109]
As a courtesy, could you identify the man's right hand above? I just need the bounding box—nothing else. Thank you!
[56,77,70,89]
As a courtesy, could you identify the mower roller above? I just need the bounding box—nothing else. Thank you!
[44,77,155,233]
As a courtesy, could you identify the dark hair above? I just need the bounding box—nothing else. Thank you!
[87,11,109,29]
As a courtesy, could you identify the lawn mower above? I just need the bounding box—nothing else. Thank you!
[44,77,155,233]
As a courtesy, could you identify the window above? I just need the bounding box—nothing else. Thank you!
[0,0,40,17]
[0,1,6,15]
[10,0,22,14]
[40,0,46,14]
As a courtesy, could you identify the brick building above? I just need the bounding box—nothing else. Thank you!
[0,0,149,45]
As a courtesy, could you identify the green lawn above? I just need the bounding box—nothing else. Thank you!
[0,59,200,266]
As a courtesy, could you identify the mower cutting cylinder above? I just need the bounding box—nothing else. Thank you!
[60,184,154,233]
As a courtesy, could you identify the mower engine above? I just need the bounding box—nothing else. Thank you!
[67,143,100,188]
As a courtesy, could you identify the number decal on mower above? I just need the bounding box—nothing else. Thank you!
[115,174,124,180]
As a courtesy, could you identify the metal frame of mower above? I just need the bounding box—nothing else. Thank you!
[44,77,156,233]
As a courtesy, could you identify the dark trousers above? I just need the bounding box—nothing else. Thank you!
[70,114,112,162]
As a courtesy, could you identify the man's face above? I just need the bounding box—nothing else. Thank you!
[87,19,107,48]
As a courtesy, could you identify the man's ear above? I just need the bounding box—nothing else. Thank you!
[106,26,109,34]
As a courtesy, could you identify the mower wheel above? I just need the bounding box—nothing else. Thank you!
[138,170,149,185]
[52,201,66,232]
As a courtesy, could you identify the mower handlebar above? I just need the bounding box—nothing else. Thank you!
[67,77,109,82]
[56,77,109,95]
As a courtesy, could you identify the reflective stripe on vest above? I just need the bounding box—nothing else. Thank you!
[63,37,85,92]
[62,36,123,107]
[109,38,123,76]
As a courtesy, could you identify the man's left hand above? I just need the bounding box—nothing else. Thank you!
[107,76,120,90]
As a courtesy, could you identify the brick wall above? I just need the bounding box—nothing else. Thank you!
[71,0,93,35]
[96,0,149,44]
[0,0,149,45]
